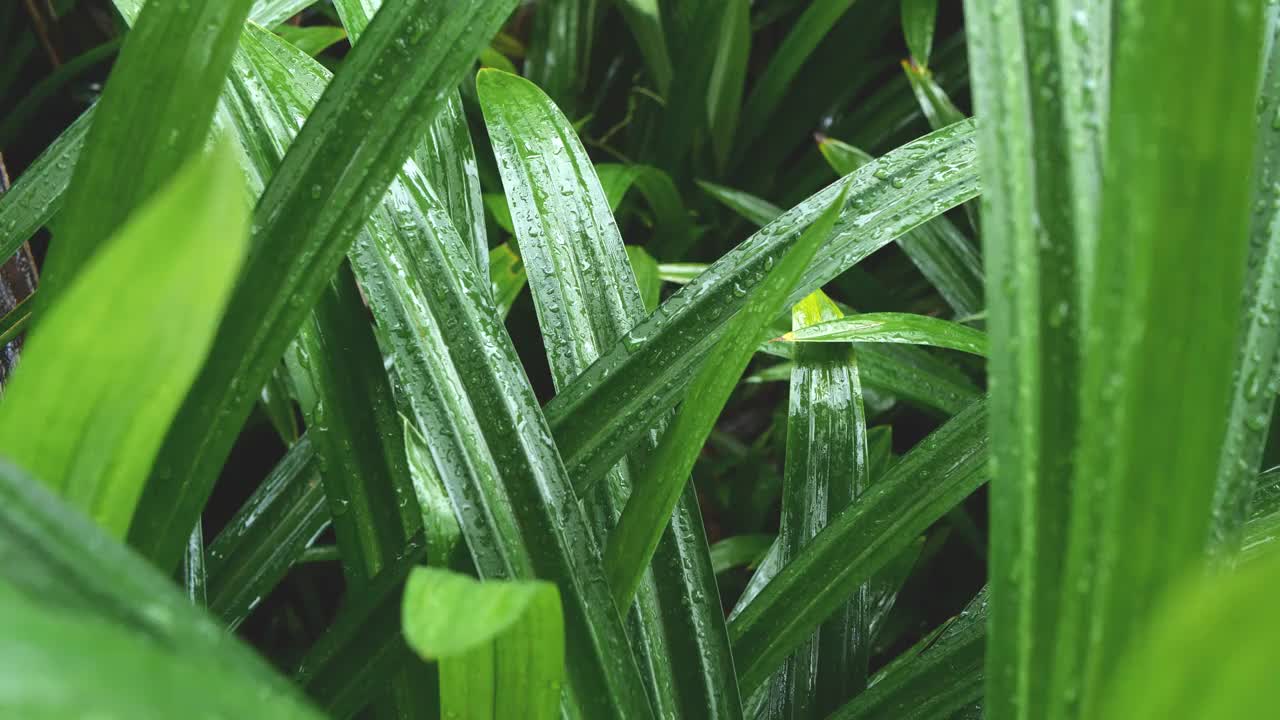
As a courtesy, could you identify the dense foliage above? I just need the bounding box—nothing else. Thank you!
[0,0,1278,718]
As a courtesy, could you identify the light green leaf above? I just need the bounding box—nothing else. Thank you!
[403,567,564,720]
[0,147,248,537]
[37,0,253,307]
[274,24,348,56]
[781,312,989,356]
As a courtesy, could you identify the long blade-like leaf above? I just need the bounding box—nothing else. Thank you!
[37,0,253,305]
[206,434,328,630]
[762,290,871,717]
[817,135,983,318]
[130,0,517,569]
[962,0,1109,716]
[1210,0,1280,555]
[1060,2,1264,716]
[480,68,741,719]
[205,24,653,718]
[606,185,849,609]
[781,312,988,356]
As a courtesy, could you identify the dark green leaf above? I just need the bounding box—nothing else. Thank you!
[729,398,988,693]
[545,120,980,491]
[130,0,518,569]
[605,185,849,608]
[274,24,348,56]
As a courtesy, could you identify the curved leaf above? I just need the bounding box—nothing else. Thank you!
[544,120,980,489]
[781,312,989,356]
[0,461,321,718]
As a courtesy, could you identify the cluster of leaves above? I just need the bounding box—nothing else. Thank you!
[0,0,1278,718]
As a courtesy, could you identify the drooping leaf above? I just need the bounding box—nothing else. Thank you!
[817,134,982,317]
[402,567,564,720]
[0,147,248,538]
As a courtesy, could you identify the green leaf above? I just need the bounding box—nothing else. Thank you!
[479,68,741,719]
[605,185,849,608]
[764,289,873,715]
[627,245,662,313]
[485,192,516,234]
[902,61,966,131]
[130,0,518,569]
[0,461,321,718]
[697,179,783,227]
[817,134,982,317]
[961,0,1110,716]
[729,398,988,694]
[706,0,750,170]
[295,532,431,717]
[250,0,317,24]
[489,242,527,318]
[1210,2,1280,554]
[710,534,775,574]
[615,0,672,93]
[402,567,565,720]
[0,106,88,260]
[206,434,327,630]
[738,0,859,148]
[901,0,937,66]
[525,0,597,117]
[1097,552,1280,719]
[1057,1,1265,716]
[290,262,418,585]
[544,120,980,489]
[781,312,989,356]
[831,588,986,720]
[0,147,247,537]
[37,0,254,307]
[274,24,348,56]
